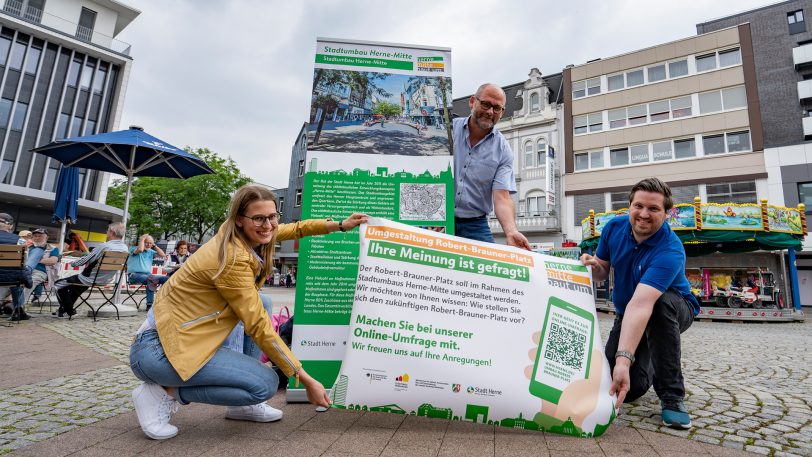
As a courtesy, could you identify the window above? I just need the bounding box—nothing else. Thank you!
[575,152,589,171]
[297,160,305,177]
[278,196,284,214]
[78,169,87,195]
[726,131,751,152]
[722,86,746,109]
[674,138,696,159]
[56,113,69,139]
[530,92,540,112]
[668,59,688,78]
[43,165,58,192]
[536,139,547,166]
[798,182,812,217]
[574,193,605,222]
[589,150,603,168]
[0,160,13,184]
[573,115,588,134]
[648,64,666,83]
[719,48,741,67]
[85,119,96,135]
[706,181,756,204]
[526,193,545,215]
[696,53,717,72]
[295,189,302,207]
[630,144,649,164]
[572,80,586,99]
[76,7,97,42]
[703,134,726,155]
[588,113,602,132]
[67,59,81,87]
[80,62,94,90]
[524,141,534,168]
[671,96,692,118]
[0,98,11,127]
[789,10,806,34]
[70,117,83,137]
[627,105,647,125]
[610,192,629,211]
[699,90,723,114]
[0,37,10,66]
[608,74,624,91]
[24,46,40,74]
[626,69,644,87]
[586,78,601,96]
[11,101,27,130]
[652,141,672,161]
[610,148,629,167]
[93,64,107,93]
[648,100,669,122]
[609,108,626,129]
[9,40,25,71]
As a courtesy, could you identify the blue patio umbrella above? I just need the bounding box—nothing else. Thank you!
[32,126,214,227]
[52,166,79,254]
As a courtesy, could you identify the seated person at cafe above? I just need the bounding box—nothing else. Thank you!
[128,234,168,310]
[23,228,60,306]
[0,213,32,321]
[53,222,128,317]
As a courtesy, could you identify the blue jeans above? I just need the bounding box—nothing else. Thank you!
[454,215,494,243]
[128,272,169,306]
[129,296,278,406]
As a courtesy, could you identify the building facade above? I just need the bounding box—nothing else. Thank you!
[562,25,764,241]
[0,0,137,241]
[276,122,307,275]
[696,0,812,300]
[452,69,565,249]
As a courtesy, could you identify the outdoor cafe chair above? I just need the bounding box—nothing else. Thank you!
[69,251,129,322]
[0,244,27,327]
[123,274,147,310]
[31,280,55,314]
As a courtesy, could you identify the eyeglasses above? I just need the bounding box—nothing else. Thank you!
[476,97,505,114]
[241,213,281,227]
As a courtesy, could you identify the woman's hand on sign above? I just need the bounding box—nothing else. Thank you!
[342,213,369,231]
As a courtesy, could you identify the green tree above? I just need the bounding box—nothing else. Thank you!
[106,147,251,243]
[310,70,391,144]
[372,101,402,117]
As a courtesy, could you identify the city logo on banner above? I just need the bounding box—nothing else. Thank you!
[544,260,593,295]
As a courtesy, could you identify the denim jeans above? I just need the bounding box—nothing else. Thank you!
[129,296,278,406]
[128,272,169,306]
[604,289,694,403]
[454,215,494,243]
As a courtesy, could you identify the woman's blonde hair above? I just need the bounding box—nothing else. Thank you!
[214,184,278,280]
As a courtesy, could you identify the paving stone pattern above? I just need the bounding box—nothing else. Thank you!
[1,294,810,455]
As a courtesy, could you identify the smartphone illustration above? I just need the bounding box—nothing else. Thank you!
[529,296,595,404]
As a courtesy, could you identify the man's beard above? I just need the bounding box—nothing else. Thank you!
[470,108,495,130]
[32,241,47,248]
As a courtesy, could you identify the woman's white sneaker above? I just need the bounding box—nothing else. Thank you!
[132,382,179,440]
[225,403,283,422]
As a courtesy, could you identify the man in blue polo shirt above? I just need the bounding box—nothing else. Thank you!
[581,177,700,430]
[453,83,530,250]
[127,234,168,310]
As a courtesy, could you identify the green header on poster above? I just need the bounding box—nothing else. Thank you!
[315,54,414,70]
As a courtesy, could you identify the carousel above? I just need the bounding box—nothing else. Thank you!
[579,198,806,322]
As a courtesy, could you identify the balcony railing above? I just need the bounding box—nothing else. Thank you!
[488,211,560,233]
[794,43,812,68]
[0,4,131,56]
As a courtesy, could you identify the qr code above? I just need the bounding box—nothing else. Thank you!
[544,322,586,370]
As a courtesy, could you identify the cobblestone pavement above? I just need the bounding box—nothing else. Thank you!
[1,292,810,455]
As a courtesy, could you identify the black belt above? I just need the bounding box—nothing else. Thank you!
[455,215,487,222]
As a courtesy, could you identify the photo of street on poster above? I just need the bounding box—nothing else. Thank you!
[333,218,617,437]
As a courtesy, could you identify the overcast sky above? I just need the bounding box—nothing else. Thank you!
[116,0,773,188]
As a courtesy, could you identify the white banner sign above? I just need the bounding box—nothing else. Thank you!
[333,218,617,437]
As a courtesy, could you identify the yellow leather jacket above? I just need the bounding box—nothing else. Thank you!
[154,219,329,381]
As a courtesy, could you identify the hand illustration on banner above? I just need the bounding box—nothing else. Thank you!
[524,331,607,429]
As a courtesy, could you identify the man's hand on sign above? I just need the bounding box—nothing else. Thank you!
[524,331,603,428]
[609,357,631,407]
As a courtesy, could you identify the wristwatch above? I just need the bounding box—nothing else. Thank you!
[338,220,345,232]
[615,350,635,364]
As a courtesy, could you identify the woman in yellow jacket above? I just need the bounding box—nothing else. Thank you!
[129,184,364,440]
